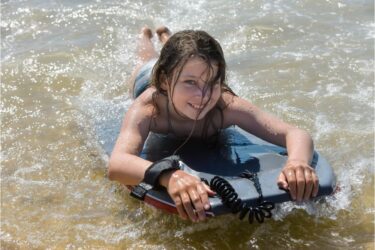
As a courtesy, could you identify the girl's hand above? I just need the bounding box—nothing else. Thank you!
[277,160,319,201]
[159,170,216,222]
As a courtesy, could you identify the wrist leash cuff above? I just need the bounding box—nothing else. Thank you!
[130,155,181,200]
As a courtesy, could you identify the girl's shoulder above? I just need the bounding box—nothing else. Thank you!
[128,87,158,119]
[133,86,157,104]
[220,91,259,127]
[130,87,170,133]
[221,91,255,110]
[221,91,239,109]
[132,87,167,112]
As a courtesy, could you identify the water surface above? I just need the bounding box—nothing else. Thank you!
[1,0,374,249]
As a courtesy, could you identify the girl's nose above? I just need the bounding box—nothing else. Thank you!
[192,84,211,103]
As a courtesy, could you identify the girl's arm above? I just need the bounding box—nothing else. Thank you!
[108,98,154,185]
[223,95,319,201]
[108,93,213,222]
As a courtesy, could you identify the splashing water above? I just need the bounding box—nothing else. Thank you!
[1,0,373,249]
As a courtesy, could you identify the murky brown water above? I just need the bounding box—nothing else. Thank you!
[1,0,374,249]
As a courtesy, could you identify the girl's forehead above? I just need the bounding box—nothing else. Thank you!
[179,57,218,79]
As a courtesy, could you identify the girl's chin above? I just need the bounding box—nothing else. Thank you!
[187,111,208,120]
[174,104,212,120]
[178,110,207,121]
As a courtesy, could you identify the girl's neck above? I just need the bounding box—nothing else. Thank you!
[166,97,201,136]
[166,96,197,122]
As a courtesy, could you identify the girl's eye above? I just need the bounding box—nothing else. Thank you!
[185,80,196,85]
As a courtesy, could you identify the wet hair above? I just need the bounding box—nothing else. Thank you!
[150,30,236,143]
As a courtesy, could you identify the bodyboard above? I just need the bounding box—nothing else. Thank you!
[109,126,336,216]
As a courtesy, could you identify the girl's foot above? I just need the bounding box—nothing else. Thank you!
[156,26,171,44]
[140,26,153,39]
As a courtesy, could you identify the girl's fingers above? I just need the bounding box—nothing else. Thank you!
[168,173,214,222]
[181,192,197,222]
[277,172,289,190]
[312,172,319,197]
[303,169,314,200]
[203,183,216,196]
[283,169,297,200]
[173,196,188,220]
[282,161,320,201]
[295,167,305,202]
[188,188,206,221]
[198,183,211,211]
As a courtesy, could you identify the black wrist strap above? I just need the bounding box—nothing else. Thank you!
[130,155,181,200]
[143,155,181,186]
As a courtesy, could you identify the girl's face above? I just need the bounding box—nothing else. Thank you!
[166,57,221,120]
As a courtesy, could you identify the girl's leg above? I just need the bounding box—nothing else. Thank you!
[137,27,158,63]
[129,27,157,95]
[135,26,171,67]
[129,26,171,97]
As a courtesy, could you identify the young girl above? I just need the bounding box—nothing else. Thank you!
[108,26,319,222]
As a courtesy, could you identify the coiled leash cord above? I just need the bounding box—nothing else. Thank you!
[208,171,275,223]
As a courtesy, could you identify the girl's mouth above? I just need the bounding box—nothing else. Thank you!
[189,103,204,110]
